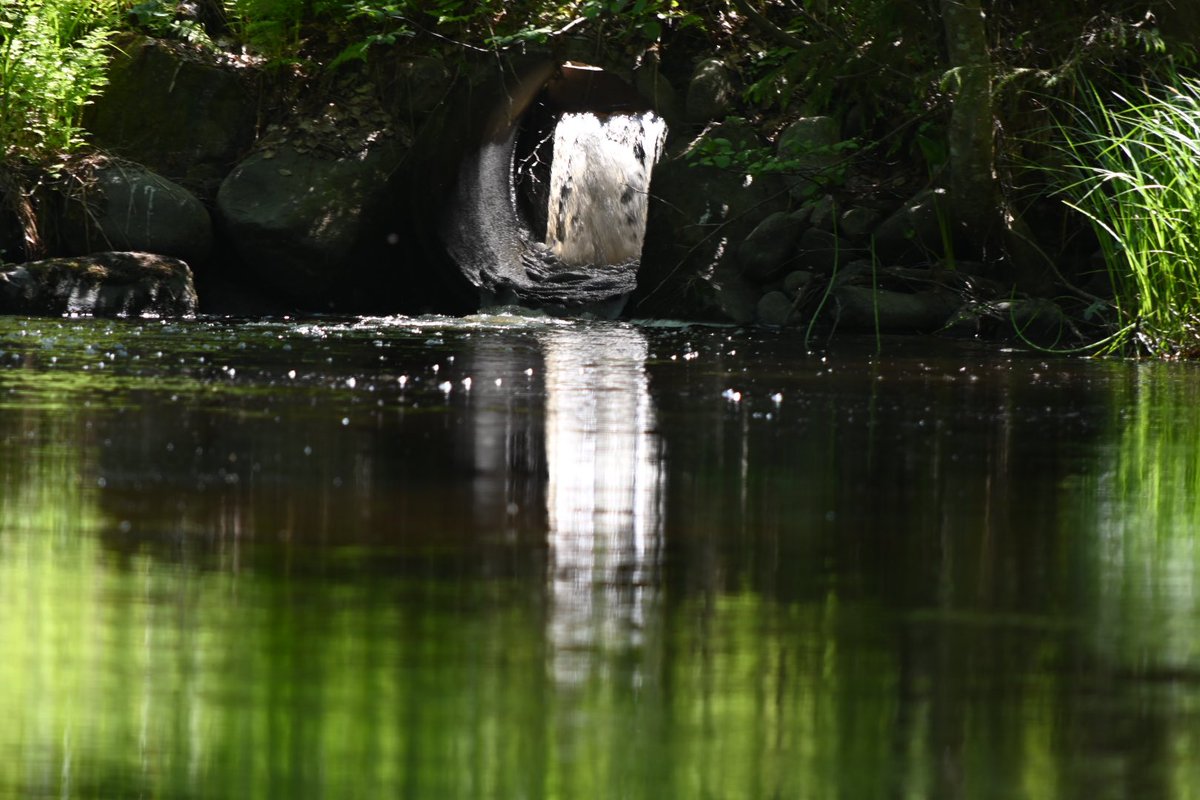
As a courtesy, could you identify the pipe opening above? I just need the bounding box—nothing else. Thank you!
[445,62,667,314]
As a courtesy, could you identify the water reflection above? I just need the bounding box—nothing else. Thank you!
[2,318,1200,798]
[541,325,663,684]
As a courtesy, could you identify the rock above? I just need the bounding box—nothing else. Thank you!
[0,252,197,317]
[832,285,958,332]
[216,142,404,307]
[783,270,814,298]
[58,160,212,265]
[707,267,761,323]
[795,228,860,274]
[1005,298,1072,345]
[633,120,789,320]
[685,58,736,122]
[83,35,256,196]
[839,206,882,241]
[944,298,1072,346]
[808,194,839,233]
[756,290,799,327]
[737,211,804,282]
[872,188,950,261]
[777,116,842,200]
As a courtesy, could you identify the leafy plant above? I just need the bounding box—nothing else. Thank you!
[0,0,119,158]
[685,127,859,182]
[127,0,215,46]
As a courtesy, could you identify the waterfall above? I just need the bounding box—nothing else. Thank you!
[441,63,668,313]
[544,111,667,267]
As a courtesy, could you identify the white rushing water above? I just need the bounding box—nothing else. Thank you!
[545,110,668,267]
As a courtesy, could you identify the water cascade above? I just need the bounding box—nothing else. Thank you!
[442,63,667,316]
[545,110,667,268]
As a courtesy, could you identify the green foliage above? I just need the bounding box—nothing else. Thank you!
[737,0,942,122]
[685,128,858,180]
[221,0,697,68]
[1052,71,1200,356]
[127,0,214,46]
[0,0,119,159]
[223,0,310,62]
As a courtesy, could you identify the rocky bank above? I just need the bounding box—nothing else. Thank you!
[0,33,1071,345]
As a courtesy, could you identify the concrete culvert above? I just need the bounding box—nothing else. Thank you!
[435,61,667,316]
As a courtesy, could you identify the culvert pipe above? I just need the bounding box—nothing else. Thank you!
[429,61,667,316]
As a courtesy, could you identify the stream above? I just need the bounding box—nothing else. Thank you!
[0,312,1197,799]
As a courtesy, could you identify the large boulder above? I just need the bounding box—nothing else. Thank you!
[0,252,197,317]
[685,58,737,123]
[56,160,212,265]
[737,210,805,283]
[832,285,958,333]
[873,188,951,261]
[216,142,405,307]
[83,35,257,196]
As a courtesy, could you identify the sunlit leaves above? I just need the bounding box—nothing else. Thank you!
[0,0,116,158]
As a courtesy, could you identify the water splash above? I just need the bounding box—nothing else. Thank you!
[545,111,668,267]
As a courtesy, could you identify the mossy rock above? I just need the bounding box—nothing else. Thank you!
[0,252,197,317]
[83,35,257,197]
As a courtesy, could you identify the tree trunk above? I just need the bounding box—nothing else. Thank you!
[939,0,996,249]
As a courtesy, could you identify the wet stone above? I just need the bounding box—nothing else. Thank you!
[756,290,799,327]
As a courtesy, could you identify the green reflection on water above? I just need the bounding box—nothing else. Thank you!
[0,318,1199,799]
[1085,365,1200,675]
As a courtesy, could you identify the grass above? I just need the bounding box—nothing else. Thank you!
[1053,72,1200,357]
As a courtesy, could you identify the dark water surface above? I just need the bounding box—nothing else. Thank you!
[0,313,1198,799]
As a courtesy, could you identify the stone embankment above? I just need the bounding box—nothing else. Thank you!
[0,34,1067,343]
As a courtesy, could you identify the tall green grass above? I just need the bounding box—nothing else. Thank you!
[0,0,120,159]
[1055,73,1200,357]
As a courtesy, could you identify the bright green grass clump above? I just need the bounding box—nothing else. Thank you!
[1057,73,1200,357]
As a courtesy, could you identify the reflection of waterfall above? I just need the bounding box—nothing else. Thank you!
[541,325,664,685]
[545,111,667,267]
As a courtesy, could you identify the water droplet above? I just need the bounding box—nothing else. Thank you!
[345,376,357,388]
[461,377,472,390]
[288,369,296,379]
